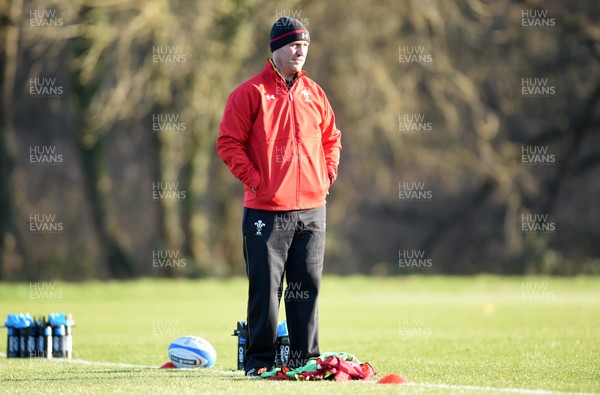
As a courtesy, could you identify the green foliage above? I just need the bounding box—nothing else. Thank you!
[0,1,599,279]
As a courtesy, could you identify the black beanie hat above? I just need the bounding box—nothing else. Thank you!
[269,17,310,52]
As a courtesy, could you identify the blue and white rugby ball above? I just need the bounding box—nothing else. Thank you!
[168,336,217,368]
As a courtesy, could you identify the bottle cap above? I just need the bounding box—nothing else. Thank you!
[49,313,72,327]
[277,320,288,337]
[4,314,19,328]
[4,314,32,329]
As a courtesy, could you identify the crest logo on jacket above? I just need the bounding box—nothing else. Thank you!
[300,89,311,102]
[265,94,275,100]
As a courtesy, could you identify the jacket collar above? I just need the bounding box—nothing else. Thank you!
[266,59,305,86]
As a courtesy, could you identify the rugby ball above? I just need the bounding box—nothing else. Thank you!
[168,336,217,368]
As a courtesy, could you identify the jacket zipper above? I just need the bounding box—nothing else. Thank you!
[288,85,301,209]
[271,60,302,209]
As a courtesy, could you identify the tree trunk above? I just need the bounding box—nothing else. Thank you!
[0,0,25,280]
[72,6,134,278]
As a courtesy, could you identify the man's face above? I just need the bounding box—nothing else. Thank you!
[272,41,309,76]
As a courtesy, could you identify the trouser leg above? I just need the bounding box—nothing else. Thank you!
[283,205,326,367]
[242,208,293,372]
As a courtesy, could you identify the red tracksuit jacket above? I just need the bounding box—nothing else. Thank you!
[217,60,342,211]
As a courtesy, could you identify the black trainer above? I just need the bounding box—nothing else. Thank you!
[245,367,268,377]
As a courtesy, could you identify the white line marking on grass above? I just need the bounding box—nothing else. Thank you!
[1,353,595,394]
[53,358,159,369]
[409,383,599,395]
[52,359,243,375]
[0,352,241,375]
[54,359,243,375]
[0,353,157,369]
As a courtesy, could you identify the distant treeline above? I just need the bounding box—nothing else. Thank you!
[1,0,598,280]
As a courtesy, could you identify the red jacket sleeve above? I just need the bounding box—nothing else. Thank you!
[320,94,342,185]
[217,87,261,190]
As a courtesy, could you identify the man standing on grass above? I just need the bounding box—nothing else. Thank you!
[217,17,342,376]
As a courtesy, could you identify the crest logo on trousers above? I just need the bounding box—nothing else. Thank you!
[255,220,266,236]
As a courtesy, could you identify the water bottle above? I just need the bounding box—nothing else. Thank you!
[7,327,17,358]
[44,325,53,359]
[52,325,65,358]
[232,321,247,370]
[64,324,73,359]
[35,317,50,358]
[25,320,36,358]
[5,314,19,358]
[18,314,33,358]
[275,320,289,367]
[25,314,35,357]
[35,317,43,358]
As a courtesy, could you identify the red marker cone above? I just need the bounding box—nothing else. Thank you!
[160,361,176,369]
[377,373,410,384]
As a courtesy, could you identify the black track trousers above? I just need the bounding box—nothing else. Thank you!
[242,206,326,372]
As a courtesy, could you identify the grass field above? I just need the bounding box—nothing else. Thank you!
[0,276,598,394]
